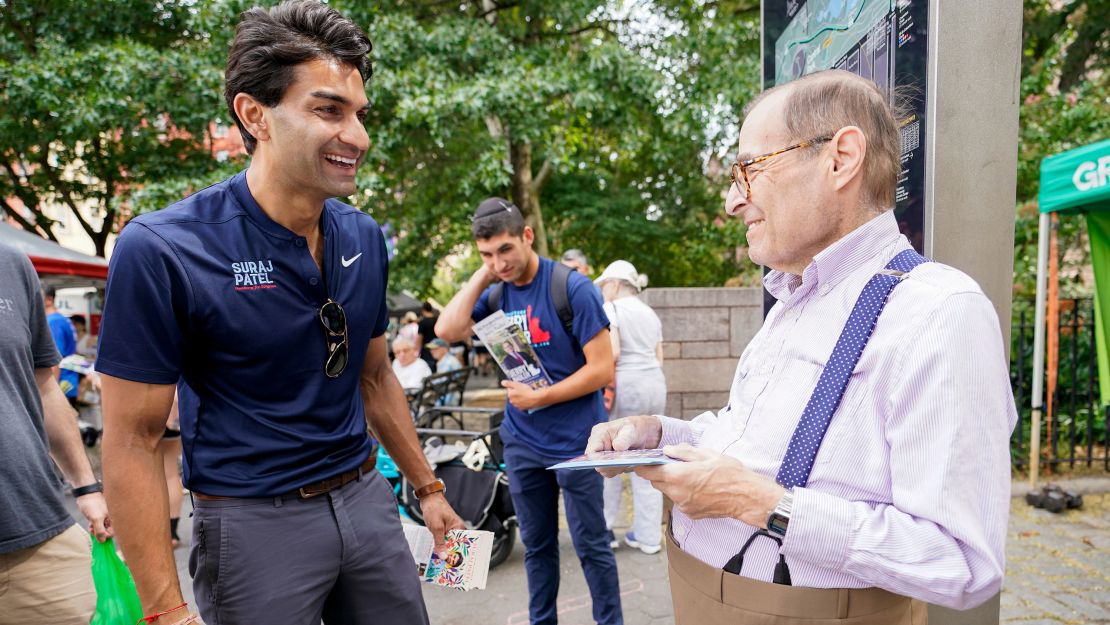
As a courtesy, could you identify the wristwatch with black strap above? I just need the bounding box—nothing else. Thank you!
[414,478,446,500]
[72,480,103,498]
[766,488,793,538]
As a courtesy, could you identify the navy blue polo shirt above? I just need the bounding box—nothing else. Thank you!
[96,171,388,497]
[472,257,608,458]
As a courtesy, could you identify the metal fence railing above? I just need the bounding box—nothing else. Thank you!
[1010,298,1109,472]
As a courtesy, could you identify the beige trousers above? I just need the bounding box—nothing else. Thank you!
[666,529,927,625]
[0,523,96,625]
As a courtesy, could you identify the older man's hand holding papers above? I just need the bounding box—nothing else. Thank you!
[584,416,785,526]
[583,414,664,477]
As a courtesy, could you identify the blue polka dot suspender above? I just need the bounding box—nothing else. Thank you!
[774,249,930,489]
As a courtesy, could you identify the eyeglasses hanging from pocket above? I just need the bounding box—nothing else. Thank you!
[722,529,792,586]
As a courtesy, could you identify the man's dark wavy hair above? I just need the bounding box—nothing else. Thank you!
[224,0,372,154]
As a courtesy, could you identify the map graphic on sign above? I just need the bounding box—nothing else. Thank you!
[774,0,895,88]
[765,0,928,254]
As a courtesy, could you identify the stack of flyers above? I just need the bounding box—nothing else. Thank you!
[547,449,682,471]
[402,525,493,591]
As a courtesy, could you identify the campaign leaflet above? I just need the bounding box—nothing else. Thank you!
[472,310,552,390]
[402,525,493,591]
[547,449,682,471]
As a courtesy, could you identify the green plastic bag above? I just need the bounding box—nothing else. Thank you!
[90,536,144,625]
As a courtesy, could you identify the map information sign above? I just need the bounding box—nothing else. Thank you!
[763,0,929,251]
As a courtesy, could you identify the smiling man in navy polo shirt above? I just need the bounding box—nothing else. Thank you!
[96,3,462,624]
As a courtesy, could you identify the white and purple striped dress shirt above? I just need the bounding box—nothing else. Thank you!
[660,210,1017,610]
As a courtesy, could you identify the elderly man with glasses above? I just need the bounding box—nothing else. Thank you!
[94,3,461,624]
[587,69,1016,625]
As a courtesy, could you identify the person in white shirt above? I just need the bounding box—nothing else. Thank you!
[391,336,432,391]
[595,260,666,555]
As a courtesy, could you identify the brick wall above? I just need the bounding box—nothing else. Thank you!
[639,288,764,419]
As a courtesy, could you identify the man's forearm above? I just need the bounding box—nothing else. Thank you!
[38,372,96,487]
[100,375,182,614]
[435,268,489,342]
[102,430,184,613]
[363,370,436,488]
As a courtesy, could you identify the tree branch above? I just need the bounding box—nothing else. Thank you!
[0,196,54,240]
[516,19,630,44]
[93,137,118,256]
[1,159,45,220]
[36,150,99,241]
[1057,3,1109,92]
[2,0,39,56]
[701,0,761,17]
[405,0,515,22]
[475,1,519,20]
[532,158,553,193]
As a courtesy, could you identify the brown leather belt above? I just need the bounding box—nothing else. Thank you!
[193,456,376,501]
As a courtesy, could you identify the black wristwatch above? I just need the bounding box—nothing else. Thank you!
[766,489,793,538]
[72,481,103,498]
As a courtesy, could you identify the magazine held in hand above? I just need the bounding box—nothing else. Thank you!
[403,525,494,591]
[472,310,552,389]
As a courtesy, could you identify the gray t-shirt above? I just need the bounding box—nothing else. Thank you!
[0,241,72,553]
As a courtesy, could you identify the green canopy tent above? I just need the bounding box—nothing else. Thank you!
[1031,138,1110,484]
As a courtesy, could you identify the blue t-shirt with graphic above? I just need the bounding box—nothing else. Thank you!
[472,257,608,457]
[47,312,79,398]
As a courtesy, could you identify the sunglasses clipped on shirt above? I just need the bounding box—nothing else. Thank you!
[319,299,348,378]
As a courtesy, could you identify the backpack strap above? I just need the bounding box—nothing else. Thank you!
[549,261,575,336]
[486,281,503,312]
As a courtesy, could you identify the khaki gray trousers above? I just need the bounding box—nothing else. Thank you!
[666,529,927,625]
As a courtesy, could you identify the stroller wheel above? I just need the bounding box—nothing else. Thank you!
[482,515,516,569]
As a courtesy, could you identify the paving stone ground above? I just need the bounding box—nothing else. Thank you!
[1002,490,1110,624]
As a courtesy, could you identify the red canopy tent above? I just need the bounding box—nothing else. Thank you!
[0,221,108,287]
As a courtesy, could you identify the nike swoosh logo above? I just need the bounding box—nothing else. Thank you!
[341,253,362,268]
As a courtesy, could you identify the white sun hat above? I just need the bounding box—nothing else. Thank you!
[594,260,648,292]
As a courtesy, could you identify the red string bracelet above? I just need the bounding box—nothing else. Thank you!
[137,602,188,624]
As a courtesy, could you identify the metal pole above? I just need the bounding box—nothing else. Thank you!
[1030,211,1049,488]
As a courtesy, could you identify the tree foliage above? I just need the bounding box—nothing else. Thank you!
[0,0,241,255]
[6,0,1102,301]
[338,0,761,293]
[2,0,762,291]
[1012,0,1110,301]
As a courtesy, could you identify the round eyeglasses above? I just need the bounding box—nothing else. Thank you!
[729,134,834,200]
